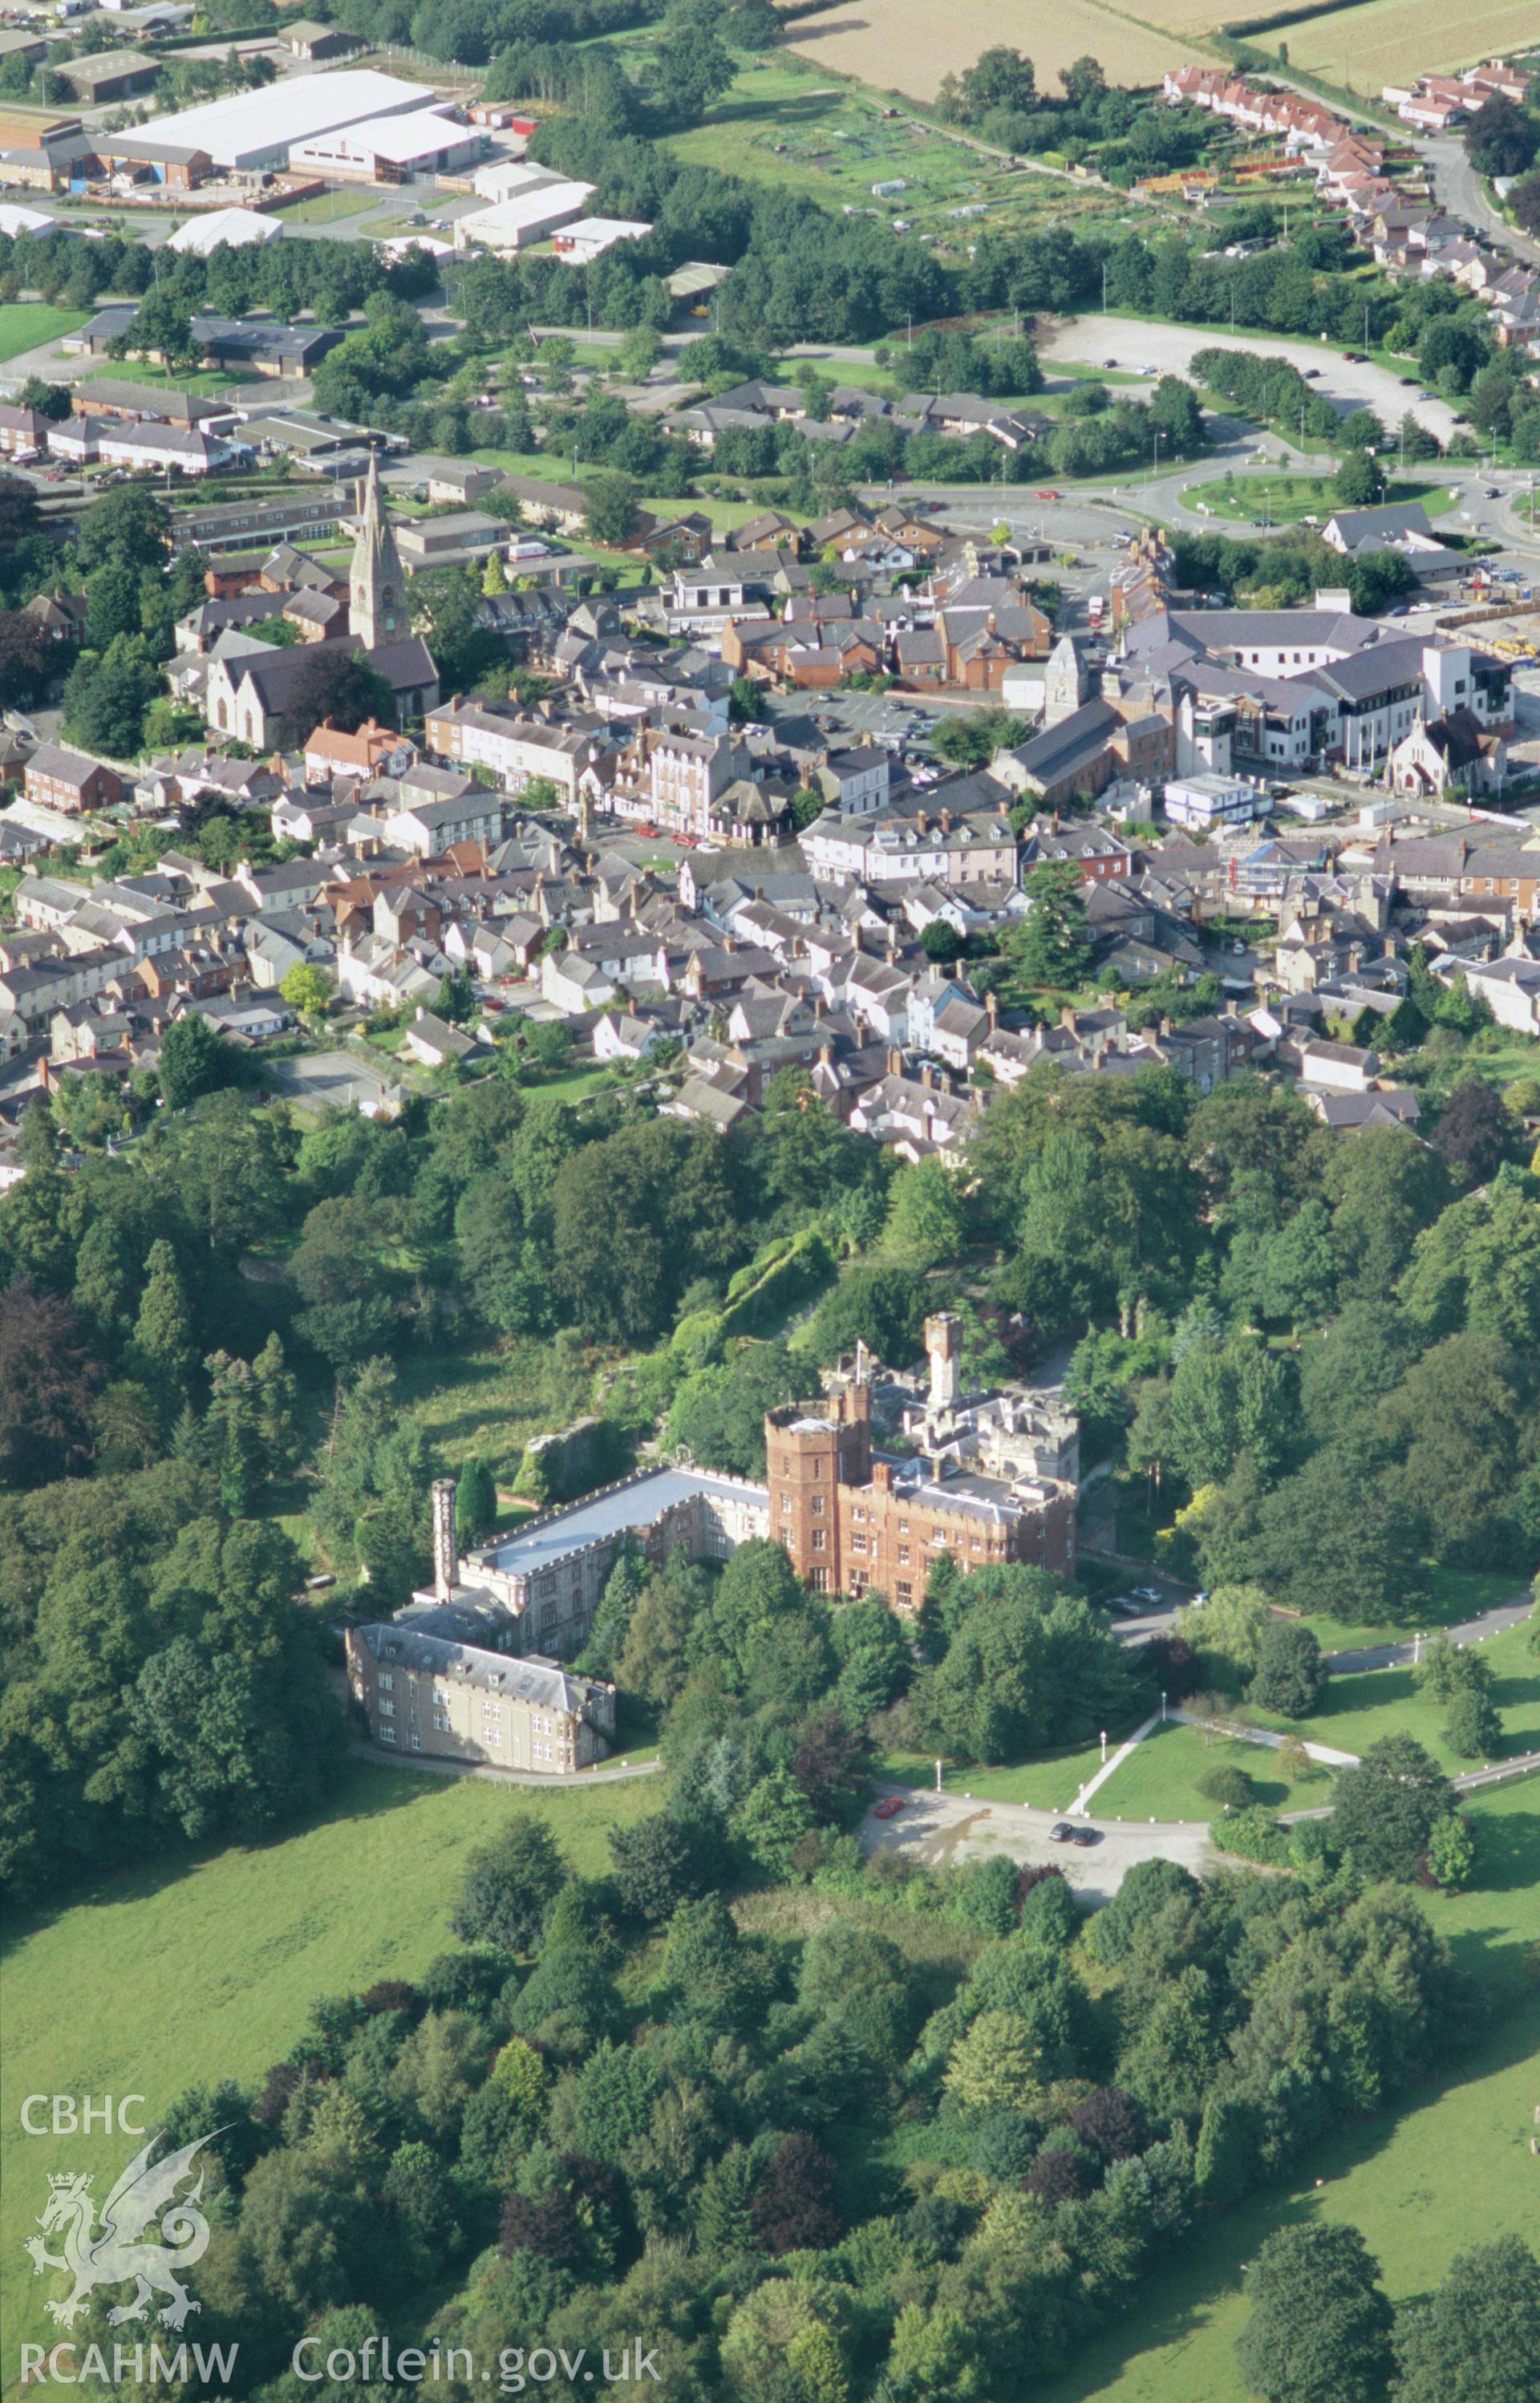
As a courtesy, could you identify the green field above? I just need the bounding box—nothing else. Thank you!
[0,302,90,363]
[1192,472,1454,526]
[0,1761,659,2367]
[1040,1777,1540,2403]
[1090,1722,1296,1822]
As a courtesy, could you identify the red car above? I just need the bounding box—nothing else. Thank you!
[1035,488,1060,500]
[872,1796,906,1819]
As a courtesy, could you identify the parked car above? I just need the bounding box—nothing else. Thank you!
[1035,487,1060,499]
[872,1796,905,1820]
[1132,1584,1163,1604]
[1048,1821,1075,1843]
[1104,356,1119,368]
[1343,350,1368,363]
[1071,1827,1102,1847]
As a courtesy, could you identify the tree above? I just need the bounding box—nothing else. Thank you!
[608,1813,707,1923]
[583,472,642,547]
[1443,1682,1501,1761]
[881,1154,967,1268]
[133,1238,197,1402]
[451,1817,564,1955]
[1236,2222,1394,2403]
[1335,449,1385,506]
[1422,1811,1475,1892]
[456,1455,496,1540]
[1391,2235,1540,2402]
[1010,860,1091,987]
[942,2009,1044,2111]
[1431,1081,1521,1182]
[1248,1621,1326,1718]
[289,648,395,738]
[279,962,333,1018]
[60,634,161,756]
[1512,168,1540,236]
[0,1282,102,1489]
[158,1013,245,1112]
[750,2133,841,2254]
[75,483,171,575]
[1331,1735,1454,1881]
[1465,92,1540,178]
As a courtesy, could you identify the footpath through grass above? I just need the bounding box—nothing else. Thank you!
[1091,1722,1295,1823]
[1040,1775,1540,2403]
[0,1761,659,2365]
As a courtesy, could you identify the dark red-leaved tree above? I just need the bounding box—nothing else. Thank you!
[1023,2144,1098,2204]
[0,1281,104,1489]
[751,2133,843,2255]
[1430,1081,1521,1183]
[790,1706,864,1818]
[1065,2086,1147,2165]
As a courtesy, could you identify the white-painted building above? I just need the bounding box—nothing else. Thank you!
[1162,772,1267,829]
[453,180,595,251]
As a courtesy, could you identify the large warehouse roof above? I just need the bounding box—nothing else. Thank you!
[132,69,436,168]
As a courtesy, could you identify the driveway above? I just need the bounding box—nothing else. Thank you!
[862,1785,1215,1904]
[1325,1592,1533,1675]
[1037,314,1461,443]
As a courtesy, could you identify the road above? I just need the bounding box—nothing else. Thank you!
[1418,133,1540,272]
[863,1785,1216,1903]
[1323,1593,1534,1676]
[1037,313,1463,444]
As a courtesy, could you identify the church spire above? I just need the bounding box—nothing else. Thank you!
[350,451,407,650]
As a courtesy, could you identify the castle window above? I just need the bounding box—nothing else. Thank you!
[895,1580,913,1606]
[898,1545,910,1566]
[811,1530,826,1551]
[379,1724,396,1742]
[811,1493,825,1514]
[379,1697,394,1718]
[378,1672,394,1691]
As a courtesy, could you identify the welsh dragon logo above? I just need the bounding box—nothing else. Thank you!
[24,2129,216,2332]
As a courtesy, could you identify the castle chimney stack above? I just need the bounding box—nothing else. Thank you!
[432,1477,458,1602]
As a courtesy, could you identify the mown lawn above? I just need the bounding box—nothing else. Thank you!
[1250,1618,1540,1773]
[0,302,89,361]
[1038,1777,1540,2403]
[1090,1723,1296,1824]
[1,1761,659,2360]
[877,1738,1129,1812]
[1302,1564,1524,1655]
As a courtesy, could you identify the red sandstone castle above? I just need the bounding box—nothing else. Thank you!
[765,1315,1077,1605]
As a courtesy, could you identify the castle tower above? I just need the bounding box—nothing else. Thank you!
[350,452,408,651]
[925,1311,962,1416]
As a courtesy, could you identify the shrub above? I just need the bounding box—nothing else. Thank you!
[1198,1764,1256,1811]
[1210,1804,1292,1866]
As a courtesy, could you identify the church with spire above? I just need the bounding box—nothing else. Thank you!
[350,451,409,651]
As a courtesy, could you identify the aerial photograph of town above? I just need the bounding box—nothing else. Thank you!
[0,0,1538,2394]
